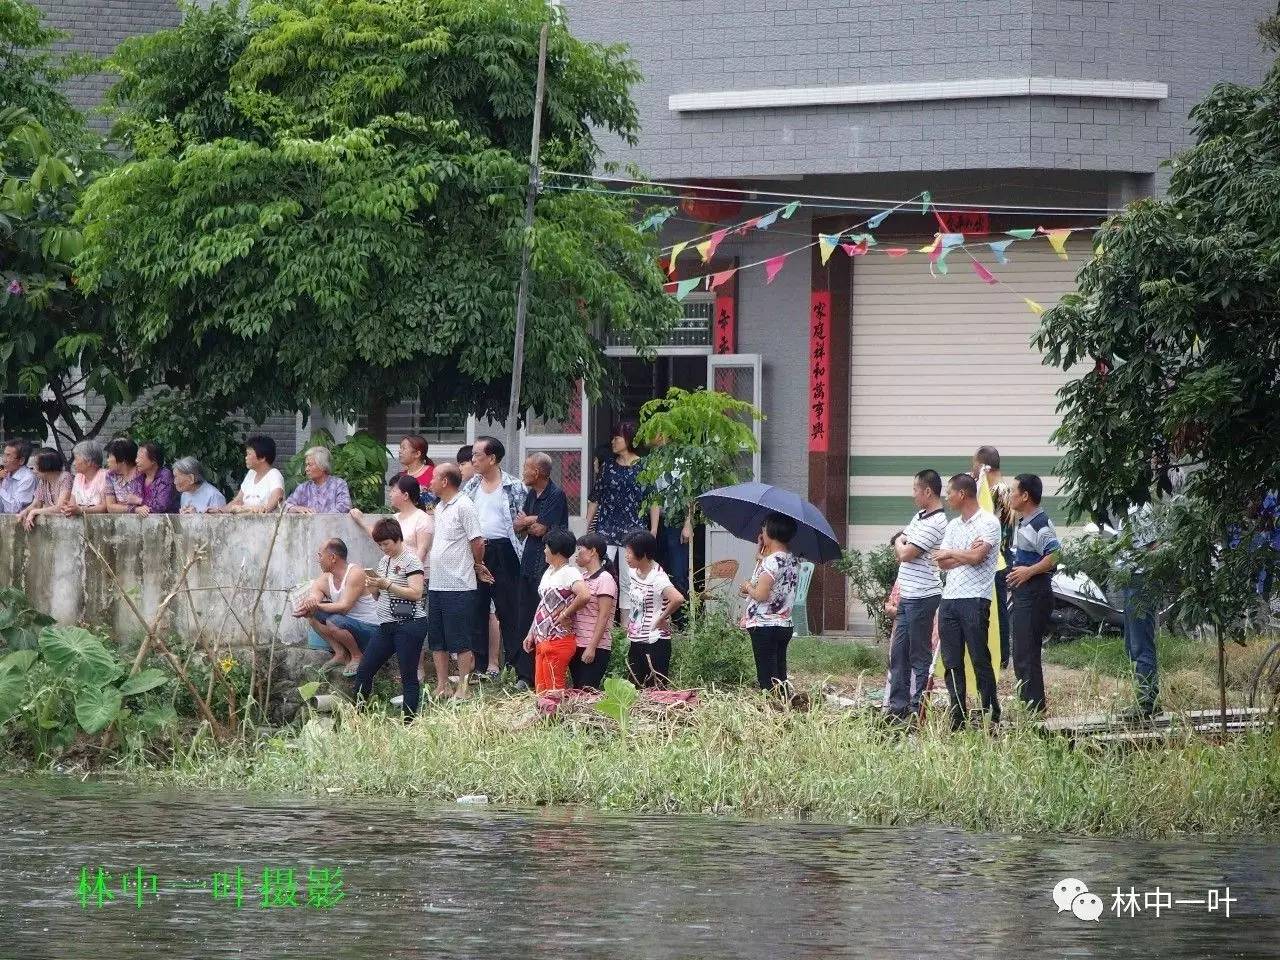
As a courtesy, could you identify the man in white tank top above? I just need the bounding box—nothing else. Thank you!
[295,538,381,676]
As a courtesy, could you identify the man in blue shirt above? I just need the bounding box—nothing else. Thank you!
[1007,473,1061,714]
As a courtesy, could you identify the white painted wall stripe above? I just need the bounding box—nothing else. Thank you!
[668,77,1169,113]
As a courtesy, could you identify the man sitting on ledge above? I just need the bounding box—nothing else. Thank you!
[295,538,378,676]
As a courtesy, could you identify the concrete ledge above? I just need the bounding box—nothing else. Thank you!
[669,77,1169,113]
[0,515,388,647]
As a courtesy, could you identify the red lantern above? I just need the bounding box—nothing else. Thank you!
[679,181,744,223]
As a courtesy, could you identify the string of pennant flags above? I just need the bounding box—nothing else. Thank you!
[648,191,1098,316]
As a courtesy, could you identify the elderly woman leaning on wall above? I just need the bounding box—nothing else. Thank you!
[60,440,108,517]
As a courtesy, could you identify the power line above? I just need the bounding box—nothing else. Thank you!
[543,170,1123,216]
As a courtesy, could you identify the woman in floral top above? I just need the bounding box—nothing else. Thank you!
[585,422,658,617]
[739,513,801,693]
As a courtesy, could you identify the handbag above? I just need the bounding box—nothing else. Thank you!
[379,558,418,621]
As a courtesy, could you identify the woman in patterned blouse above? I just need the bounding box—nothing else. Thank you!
[585,422,659,617]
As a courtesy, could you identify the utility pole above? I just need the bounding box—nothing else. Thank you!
[505,21,550,464]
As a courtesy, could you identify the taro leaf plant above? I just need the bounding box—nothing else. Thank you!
[0,621,172,763]
[285,429,389,513]
[1033,16,1280,722]
[636,387,762,621]
[595,676,638,730]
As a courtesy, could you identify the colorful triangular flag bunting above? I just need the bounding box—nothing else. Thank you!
[884,248,909,257]
[867,208,892,229]
[756,208,782,230]
[841,241,868,257]
[1024,297,1045,315]
[696,228,729,263]
[764,254,787,284]
[708,267,737,291]
[673,277,700,301]
[639,207,675,232]
[1006,228,1036,240]
[735,217,762,236]
[667,241,688,274]
[988,239,1014,264]
[819,233,840,266]
[971,260,998,285]
[781,200,801,219]
[1042,227,1072,260]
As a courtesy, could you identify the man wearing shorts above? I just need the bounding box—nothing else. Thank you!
[426,462,489,699]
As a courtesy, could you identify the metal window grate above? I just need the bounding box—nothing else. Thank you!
[606,297,713,348]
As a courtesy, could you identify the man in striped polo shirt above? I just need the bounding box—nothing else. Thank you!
[1007,473,1061,715]
[886,469,948,721]
[933,473,1003,730]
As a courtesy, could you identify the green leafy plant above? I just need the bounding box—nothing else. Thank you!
[670,597,756,688]
[127,389,248,493]
[0,586,54,650]
[1056,533,1121,596]
[594,676,638,728]
[834,545,899,640]
[285,429,389,512]
[636,387,763,622]
[0,621,172,762]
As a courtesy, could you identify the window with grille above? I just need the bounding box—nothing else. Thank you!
[359,397,467,443]
[605,295,713,348]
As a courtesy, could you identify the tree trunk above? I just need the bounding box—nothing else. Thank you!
[366,396,388,444]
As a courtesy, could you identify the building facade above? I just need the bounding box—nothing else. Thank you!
[29,0,1275,629]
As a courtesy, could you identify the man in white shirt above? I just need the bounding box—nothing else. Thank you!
[427,462,490,698]
[933,472,1003,729]
[885,469,948,721]
[0,439,37,514]
[460,436,530,687]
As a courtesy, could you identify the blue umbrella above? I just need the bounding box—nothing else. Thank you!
[696,482,842,563]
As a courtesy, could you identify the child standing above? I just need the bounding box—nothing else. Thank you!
[622,530,685,687]
[740,513,800,692]
[523,528,590,693]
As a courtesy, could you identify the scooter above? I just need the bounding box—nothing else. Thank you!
[1047,522,1125,642]
[1049,569,1124,641]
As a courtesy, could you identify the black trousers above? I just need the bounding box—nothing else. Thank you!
[748,625,793,691]
[472,539,531,685]
[1010,573,1052,713]
[627,637,671,688]
[569,646,612,690]
[354,617,429,719]
[938,597,1000,729]
[994,567,1010,668]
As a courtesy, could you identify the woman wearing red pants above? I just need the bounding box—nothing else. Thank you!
[523,528,591,692]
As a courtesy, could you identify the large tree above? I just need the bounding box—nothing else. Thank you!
[1035,19,1280,632]
[0,0,140,447]
[75,0,677,427]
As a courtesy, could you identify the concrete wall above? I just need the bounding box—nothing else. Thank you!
[563,0,1273,186]
[0,515,387,648]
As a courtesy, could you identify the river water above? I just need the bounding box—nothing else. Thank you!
[0,779,1275,959]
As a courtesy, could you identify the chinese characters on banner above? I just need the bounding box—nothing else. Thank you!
[713,290,736,354]
[937,209,990,235]
[808,291,831,452]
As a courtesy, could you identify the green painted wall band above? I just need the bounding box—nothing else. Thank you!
[848,455,1061,477]
[848,495,1069,526]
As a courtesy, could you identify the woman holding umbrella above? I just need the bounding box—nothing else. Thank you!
[739,513,801,692]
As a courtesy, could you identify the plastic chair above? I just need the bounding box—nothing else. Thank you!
[792,560,815,636]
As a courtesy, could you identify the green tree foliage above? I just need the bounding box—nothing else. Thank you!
[0,1,137,448]
[75,0,678,427]
[127,390,249,493]
[1034,27,1280,631]
[834,544,898,640]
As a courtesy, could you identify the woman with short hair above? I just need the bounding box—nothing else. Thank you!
[17,450,72,530]
[222,434,285,514]
[134,441,178,515]
[353,518,430,718]
[61,440,108,516]
[173,457,227,514]
[103,437,144,513]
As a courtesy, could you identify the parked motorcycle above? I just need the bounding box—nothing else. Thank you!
[1047,522,1125,642]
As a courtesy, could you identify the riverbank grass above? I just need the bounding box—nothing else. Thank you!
[151,690,1280,840]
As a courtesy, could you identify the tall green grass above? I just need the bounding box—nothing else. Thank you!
[148,693,1280,839]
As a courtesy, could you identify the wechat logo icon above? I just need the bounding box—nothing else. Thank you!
[1053,878,1104,921]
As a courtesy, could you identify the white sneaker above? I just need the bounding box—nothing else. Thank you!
[390,695,404,707]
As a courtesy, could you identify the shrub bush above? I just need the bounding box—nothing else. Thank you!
[834,545,899,639]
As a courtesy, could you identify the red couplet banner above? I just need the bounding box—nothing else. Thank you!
[808,291,831,452]
[713,291,736,354]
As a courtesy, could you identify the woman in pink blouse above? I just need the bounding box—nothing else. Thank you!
[17,450,73,530]
[62,440,109,516]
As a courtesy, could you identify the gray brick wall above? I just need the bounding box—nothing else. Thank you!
[31,0,183,125]
[564,0,1274,187]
